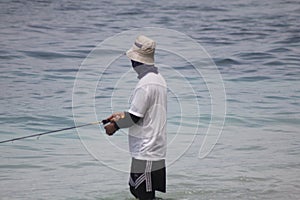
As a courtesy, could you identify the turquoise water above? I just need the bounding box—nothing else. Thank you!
[1,0,300,199]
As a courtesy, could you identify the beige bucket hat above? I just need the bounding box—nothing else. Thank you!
[126,35,156,65]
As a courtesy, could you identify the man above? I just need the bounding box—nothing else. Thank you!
[103,35,167,200]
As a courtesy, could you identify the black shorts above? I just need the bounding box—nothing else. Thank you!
[129,158,166,199]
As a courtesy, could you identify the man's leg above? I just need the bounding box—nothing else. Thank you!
[129,158,162,200]
[129,180,155,200]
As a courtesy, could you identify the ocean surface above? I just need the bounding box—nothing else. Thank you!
[1,0,300,199]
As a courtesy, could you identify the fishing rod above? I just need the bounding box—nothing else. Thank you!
[0,119,110,144]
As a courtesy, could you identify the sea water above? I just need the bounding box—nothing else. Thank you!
[0,0,299,199]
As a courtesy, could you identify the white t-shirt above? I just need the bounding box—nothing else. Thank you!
[128,72,167,161]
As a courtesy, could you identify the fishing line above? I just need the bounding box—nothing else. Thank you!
[0,119,110,144]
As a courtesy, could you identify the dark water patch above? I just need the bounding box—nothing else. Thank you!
[263,128,295,134]
[274,111,300,115]
[214,57,242,67]
[218,18,241,23]
[287,147,300,156]
[242,69,258,73]
[9,155,47,160]
[43,74,75,81]
[264,96,290,100]
[10,70,39,78]
[214,40,236,45]
[95,95,114,100]
[267,47,292,53]
[93,22,109,28]
[228,76,271,82]
[263,60,285,66]
[234,52,276,61]
[234,145,267,151]
[227,98,243,104]
[291,102,300,106]
[78,44,97,49]
[199,26,224,32]
[26,24,54,34]
[0,50,23,60]
[248,105,280,110]
[0,164,43,169]
[20,50,84,60]
[0,55,23,60]
[274,35,300,45]
[117,9,144,16]
[283,68,300,75]
[27,24,53,30]
[202,6,228,12]
[44,68,78,73]
[54,90,66,94]
[31,93,53,100]
[99,86,115,91]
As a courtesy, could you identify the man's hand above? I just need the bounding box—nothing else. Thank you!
[104,122,118,136]
[103,112,124,136]
[106,112,125,122]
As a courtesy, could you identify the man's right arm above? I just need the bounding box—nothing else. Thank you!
[103,111,141,136]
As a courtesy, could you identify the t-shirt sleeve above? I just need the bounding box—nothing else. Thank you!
[128,87,149,118]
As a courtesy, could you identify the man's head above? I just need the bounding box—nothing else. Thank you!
[126,35,156,65]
